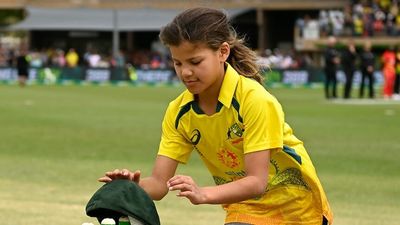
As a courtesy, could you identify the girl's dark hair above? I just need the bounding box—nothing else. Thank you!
[159,7,263,84]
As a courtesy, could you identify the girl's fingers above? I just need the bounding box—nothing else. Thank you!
[105,169,121,178]
[121,169,130,176]
[99,169,140,182]
[168,175,191,186]
[168,182,193,191]
[176,190,194,198]
[132,170,141,183]
[167,175,204,204]
[98,176,112,183]
[113,169,121,176]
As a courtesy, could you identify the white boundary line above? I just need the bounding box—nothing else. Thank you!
[328,99,400,105]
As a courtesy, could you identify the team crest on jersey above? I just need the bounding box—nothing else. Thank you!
[227,123,244,139]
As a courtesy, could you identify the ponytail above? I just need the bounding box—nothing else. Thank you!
[228,36,264,84]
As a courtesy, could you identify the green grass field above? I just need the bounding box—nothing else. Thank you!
[0,83,399,225]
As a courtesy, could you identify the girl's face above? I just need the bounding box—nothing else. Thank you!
[170,41,229,95]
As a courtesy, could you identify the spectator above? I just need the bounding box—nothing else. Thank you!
[330,10,344,36]
[112,49,126,68]
[7,49,15,67]
[353,15,364,36]
[373,9,386,35]
[386,7,396,36]
[395,10,400,35]
[343,4,354,36]
[323,36,340,99]
[29,50,44,68]
[0,44,7,66]
[16,47,29,87]
[342,40,358,99]
[256,49,272,69]
[295,16,306,37]
[362,8,374,36]
[381,46,396,99]
[55,49,66,67]
[66,48,79,67]
[319,10,331,37]
[88,50,101,67]
[359,41,376,99]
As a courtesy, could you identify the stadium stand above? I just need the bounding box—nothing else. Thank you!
[1,0,348,10]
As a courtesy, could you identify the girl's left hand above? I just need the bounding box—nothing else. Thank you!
[167,175,206,205]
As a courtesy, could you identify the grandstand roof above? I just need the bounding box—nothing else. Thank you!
[6,7,249,31]
[1,0,349,10]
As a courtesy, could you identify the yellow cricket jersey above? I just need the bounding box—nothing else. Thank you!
[158,64,333,225]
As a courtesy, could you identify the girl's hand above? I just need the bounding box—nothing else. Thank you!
[167,175,206,205]
[98,169,141,183]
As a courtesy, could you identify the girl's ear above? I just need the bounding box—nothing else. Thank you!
[219,42,230,62]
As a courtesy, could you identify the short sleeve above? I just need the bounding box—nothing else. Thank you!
[242,90,284,154]
[158,103,193,163]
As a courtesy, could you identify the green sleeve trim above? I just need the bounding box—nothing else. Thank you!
[231,97,243,123]
[175,102,192,129]
[283,145,302,165]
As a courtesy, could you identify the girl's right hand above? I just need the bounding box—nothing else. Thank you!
[98,169,141,183]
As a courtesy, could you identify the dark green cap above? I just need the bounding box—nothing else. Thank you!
[86,179,160,225]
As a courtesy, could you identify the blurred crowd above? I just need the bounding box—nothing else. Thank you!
[257,48,315,70]
[0,45,171,70]
[0,43,307,72]
[297,0,400,38]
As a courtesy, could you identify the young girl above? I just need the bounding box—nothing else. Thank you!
[99,7,333,225]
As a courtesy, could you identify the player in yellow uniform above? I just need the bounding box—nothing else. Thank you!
[99,7,333,225]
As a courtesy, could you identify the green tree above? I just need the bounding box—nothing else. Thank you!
[0,9,25,26]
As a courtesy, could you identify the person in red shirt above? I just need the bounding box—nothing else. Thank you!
[381,47,396,99]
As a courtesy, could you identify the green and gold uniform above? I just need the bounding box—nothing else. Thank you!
[158,64,333,225]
